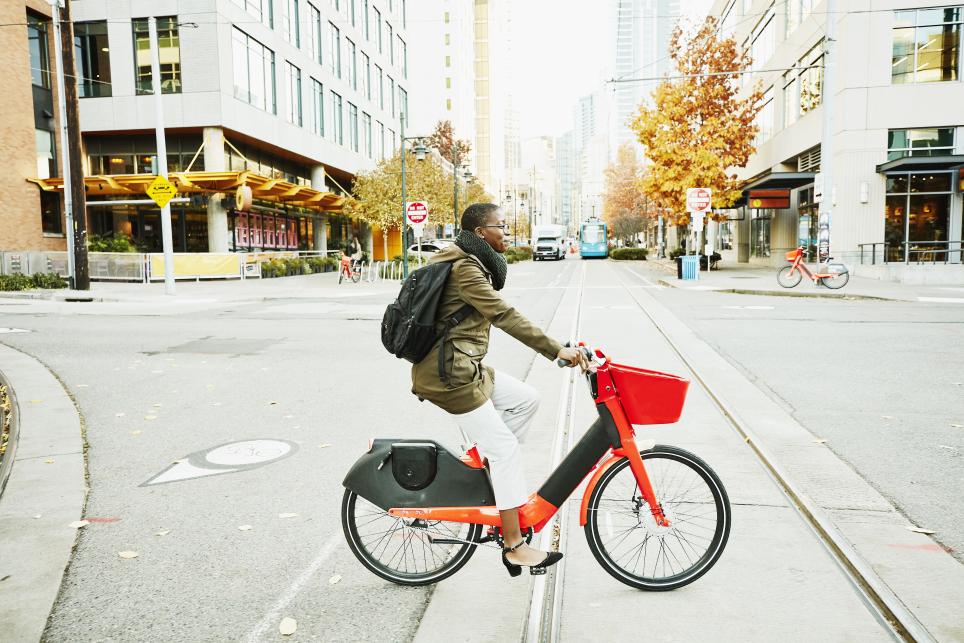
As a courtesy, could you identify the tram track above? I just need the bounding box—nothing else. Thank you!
[522,260,932,643]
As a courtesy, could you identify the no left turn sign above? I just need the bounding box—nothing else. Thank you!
[686,188,712,213]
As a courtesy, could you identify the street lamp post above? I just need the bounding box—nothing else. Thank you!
[452,153,460,237]
[399,112,429,279]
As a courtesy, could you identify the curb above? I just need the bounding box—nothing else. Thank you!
[0,290,105,302]
[655,278,896,301]
[0,371,19,498]
[0,343,86,643]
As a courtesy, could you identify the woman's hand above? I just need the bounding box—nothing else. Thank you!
[557,346,589,370]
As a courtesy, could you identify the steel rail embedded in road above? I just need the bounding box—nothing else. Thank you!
[612,264,933,643]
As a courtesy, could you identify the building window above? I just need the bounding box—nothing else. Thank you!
[375,64,383,108]
[232,28,277,113]
[388,128,397,153]
[311,78,324,135]
[785,0,814,38]
[35,129,56,180]
[893,8,962,84]
[445,77,451,89]
[386,22,394,64]
[328,22,341,77]
[282,0,300,46]
[41,190,63,235]
[307,3,322,64]
[446,98,452,111]
[445,33,450,46]
[401,0,406,28]
[74,21,112,98]
[347,38,357,89]
[349,0,356,26]
[348,102,359,151]
[285,62,302,126]
[444,11,449,24]
[719,0,736,38]
[362,52,371,99]
[445,55,451,67]
[230,0,273,27]
[362,0,370,39]
[330,91,343,144]
[399,36,407,77]
[750,214,772,258]
[388,75,395,116]
[132,17,181,95]
[363,112,372,157]
[783,41,823,126]
[755,87,773,144]
[27,15,51,88]
[377,119,385,159]
[885,172,954,261]
[887,128,955,160]
[749,4,775,72]
[374,8,382,53]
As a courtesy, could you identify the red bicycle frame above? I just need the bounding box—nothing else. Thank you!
[389,348,680,532]
[785,246,836,281]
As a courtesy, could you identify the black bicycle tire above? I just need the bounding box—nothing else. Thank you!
[821,269,849,290]
[776,265,802,288]
[338,271,344,284]
[584,445,731,591]
[341,489,482,587]
[351,270,362,283]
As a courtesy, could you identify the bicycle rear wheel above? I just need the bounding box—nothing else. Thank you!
[351,268,362,283]
[776,265,802,288]
[584,445,730,591]
[342,490,482,586]
[821,269,849,289]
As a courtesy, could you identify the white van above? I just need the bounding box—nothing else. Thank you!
[532,225,567,261]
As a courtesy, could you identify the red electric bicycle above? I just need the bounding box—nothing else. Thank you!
[341,346,731,590]
[777,246,850,289]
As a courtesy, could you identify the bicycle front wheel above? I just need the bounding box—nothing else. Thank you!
[351,269,362,283]
[821,268,849,289]
[776,265,802,288]
[341,490,482,586]
[584,445,730,591]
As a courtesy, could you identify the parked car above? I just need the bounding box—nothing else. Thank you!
[407,239,452,255]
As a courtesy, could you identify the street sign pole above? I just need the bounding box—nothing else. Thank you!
[400,113,410,279]
[149,17,175,295]
[686,188,712,256]
[818,0,836,265]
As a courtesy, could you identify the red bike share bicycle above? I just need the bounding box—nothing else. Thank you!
[342,346,731,590]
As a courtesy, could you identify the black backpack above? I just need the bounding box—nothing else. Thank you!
[381,260,474,378]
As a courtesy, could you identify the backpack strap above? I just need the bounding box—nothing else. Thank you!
[437,303,477,381]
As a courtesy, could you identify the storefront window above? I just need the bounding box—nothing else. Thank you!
[750,213,771,258]
[41,191,63,235]
[884,171,953,261]
[887,128,955,160]
[132,17,181,95]
[797,186,817,260]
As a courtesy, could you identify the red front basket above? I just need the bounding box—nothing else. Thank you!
[785,250,799,261]
[609,363,690,425]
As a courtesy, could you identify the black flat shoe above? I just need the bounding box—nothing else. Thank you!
[502,540,564,577]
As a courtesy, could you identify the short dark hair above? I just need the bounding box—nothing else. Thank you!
[461,203,499,232]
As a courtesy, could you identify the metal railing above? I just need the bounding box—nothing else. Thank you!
[858,241,962,265]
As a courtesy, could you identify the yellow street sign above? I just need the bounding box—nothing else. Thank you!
[146,175,177,208]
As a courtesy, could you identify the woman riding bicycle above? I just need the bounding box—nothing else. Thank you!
[411,203,587,576]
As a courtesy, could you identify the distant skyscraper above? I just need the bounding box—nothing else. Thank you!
[474,0,507,195]
[612,0,681,154]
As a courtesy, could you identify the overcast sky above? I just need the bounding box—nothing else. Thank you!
[510,0,714,139]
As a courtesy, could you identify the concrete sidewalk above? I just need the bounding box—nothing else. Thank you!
[643,258,964,302]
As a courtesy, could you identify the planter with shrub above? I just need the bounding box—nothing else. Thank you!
[610,248,648,261]
[0,272,68,291]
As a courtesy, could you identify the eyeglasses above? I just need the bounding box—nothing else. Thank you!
[480,224,509,231]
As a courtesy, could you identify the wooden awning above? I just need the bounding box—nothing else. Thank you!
[28,171,346,213]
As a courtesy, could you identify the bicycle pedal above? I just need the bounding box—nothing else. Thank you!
[529,567,547,576]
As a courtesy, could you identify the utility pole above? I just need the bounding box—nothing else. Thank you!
[817,0,836,265]
[149,17,176,294]
[452,152,459,236]
[50,0,89,289]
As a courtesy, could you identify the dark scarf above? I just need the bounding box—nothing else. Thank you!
[455,229,508,291]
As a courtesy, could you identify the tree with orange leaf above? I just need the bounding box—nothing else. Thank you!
[631,17,764,227]
[602,143,652,245]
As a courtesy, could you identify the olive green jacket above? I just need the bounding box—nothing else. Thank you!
[410,245,563,415]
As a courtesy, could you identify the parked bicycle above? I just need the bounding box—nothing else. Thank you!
[777,247,850,289]
[341,345,731,590]
[338,255,363,284]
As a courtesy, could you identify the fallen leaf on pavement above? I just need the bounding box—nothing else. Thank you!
[33,514,42,519]
[131,430,142,436]
[278,513,299,519]
[153,403,162,407]
[269,401,278,405]
[279,617,297,636]
[951,424,963,428]
[68,520,89,529]
[155,530,171,537]
[118,551,139,559]
[238,525,253,531]
[318,443,333,449]
[76,384,88,388]
[329,575,341,585]
[813,439,827,444]
[907,526,935,535]
[144,415,157,421]
[881,415,893,420]
[44,459,55,464]
[29,400,42,404]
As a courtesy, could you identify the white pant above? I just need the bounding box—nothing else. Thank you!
[449,371,540,510]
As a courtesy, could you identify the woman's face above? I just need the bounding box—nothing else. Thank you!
[475,209,509,253]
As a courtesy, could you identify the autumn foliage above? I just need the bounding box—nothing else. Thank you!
[631,17,764,225]
[602,143,653,244]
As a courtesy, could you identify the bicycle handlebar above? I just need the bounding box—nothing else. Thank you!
[556,343,595,368]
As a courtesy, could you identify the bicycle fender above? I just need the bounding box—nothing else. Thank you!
[579,439,657,526]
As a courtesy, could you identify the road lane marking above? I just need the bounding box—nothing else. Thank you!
[243,530,343,642]
[917,297,964,304]
[141,439,297,486]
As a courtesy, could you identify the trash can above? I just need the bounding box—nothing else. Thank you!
[681,255,700,281]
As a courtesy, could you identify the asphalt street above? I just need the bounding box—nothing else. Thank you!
[0,257,961,641]
[629,263,964,562]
